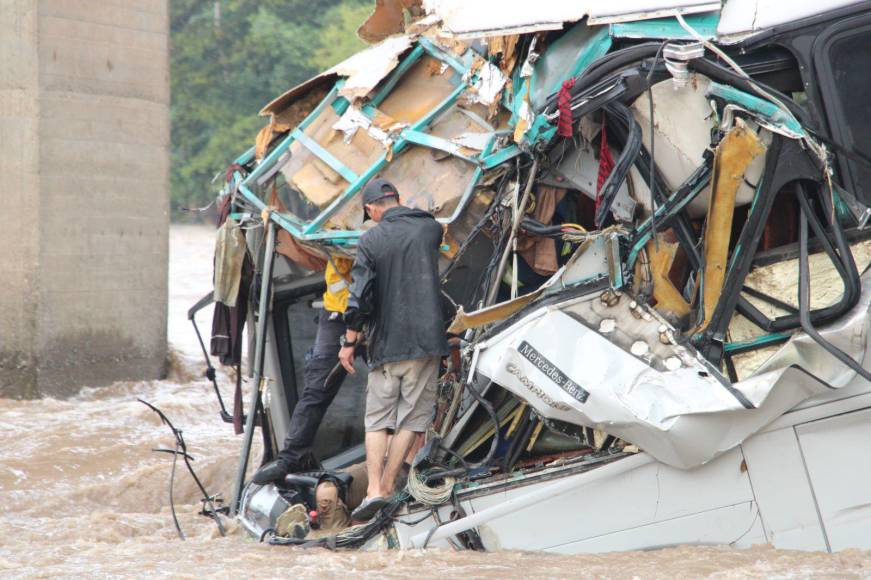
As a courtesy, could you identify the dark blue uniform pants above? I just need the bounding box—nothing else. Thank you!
[278,309,347,466]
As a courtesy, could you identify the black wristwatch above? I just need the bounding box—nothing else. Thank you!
[340,335,357,348]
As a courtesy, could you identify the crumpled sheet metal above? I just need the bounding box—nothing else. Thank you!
[751,273,871,388]
[332,35,415,100]
[472,287,847,469]
[358,0,424,43]
[332,106,395,146]
[260,34,414,116]
[423,0,721,38]
[464,59,506,107]
[541,140,637,222]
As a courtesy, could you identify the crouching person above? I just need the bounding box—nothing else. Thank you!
[339,178,448,521]
[274,463,369,538]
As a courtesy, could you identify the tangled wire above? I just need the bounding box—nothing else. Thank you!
[139,399,226,540]
[406,464,456,506]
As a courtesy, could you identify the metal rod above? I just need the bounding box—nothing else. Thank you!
[191,315,231,420]
[486,158,539,306]
[230,218,277,515]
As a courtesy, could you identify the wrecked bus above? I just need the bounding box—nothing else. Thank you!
[192,0,871,553]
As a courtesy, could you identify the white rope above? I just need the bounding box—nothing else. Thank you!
[406,464,456,506]
[675,14,830,168]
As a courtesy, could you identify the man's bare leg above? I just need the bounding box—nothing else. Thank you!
[381,429,418,496]
[405,432,424,464]
[364,429,389,498]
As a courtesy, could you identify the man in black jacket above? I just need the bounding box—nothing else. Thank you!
[339,178,448,520]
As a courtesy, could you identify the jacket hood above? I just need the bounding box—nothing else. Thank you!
[382,206,435,222]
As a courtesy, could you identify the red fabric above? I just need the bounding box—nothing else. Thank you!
[596,115,615,214]
[557,78,576,137]
[224,162,244,183]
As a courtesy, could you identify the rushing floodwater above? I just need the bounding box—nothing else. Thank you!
[1,224,870,578]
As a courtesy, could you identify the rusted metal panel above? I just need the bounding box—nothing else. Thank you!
[699,121,766,330]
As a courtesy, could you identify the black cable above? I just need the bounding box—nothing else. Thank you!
[151,447,196,461]
[541,42,663,114]
[450,488,485,550]
[595,102,642,226]
[270,500,404,549]
[561,82,627,126]
[458,379,502,471]
[502,408,537,472]
[723,354,740,383]
[191,315,233,422]
[476,205,514,307]
[168,439,185,540]
[421,521,440,549]
[139,399,227,537]
[520,217,565,237]
[628,159,712,247]
[797,194,871,383]
[442,159,522,308]
[740,285,799,314]
[425,380,501,483]
[737,182,860,334]
[645,41,669,248]
[440,170,515,282]
[394,508,437,527]
[438,445,470,470]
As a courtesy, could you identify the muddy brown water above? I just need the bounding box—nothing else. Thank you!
[0,225,869,578]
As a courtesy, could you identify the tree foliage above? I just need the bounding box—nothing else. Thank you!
[170,0,371,219]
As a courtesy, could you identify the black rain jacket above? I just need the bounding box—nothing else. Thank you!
[345,206,449,368]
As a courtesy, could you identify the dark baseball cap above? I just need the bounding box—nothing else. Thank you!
[362,178,399,220]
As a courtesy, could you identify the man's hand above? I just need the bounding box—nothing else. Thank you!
[339,345,357,374]
[443,336,462,382]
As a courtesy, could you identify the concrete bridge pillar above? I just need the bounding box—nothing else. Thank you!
[0,0,169,397]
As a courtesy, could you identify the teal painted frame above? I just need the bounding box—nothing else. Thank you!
[509,24,613,147]
[610,12,720,40]
[625,175,712,269]
[232,40,506,246]
[723,332,793,354]
[706,82,806,137]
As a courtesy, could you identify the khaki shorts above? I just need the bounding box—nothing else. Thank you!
[365,356,440,432]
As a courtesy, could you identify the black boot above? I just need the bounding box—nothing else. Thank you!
[251,459,290,485]
[295,450,323,473]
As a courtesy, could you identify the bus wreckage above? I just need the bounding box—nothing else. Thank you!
[193,0,871,553]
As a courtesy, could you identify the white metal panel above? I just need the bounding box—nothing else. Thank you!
[424,0,587,37]
[392,504,464,549]
[587,0,721,24]
[423,0,721,38]
[546,502,765,553]
[740,428,828,551]
[796,408,871,551]
[460,449,753,551]
[718,0,864,37]
[760,387,871,433]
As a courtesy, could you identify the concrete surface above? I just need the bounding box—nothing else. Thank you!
[0,0,169,398]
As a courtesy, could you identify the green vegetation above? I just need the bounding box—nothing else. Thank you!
[170,0,370,220]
